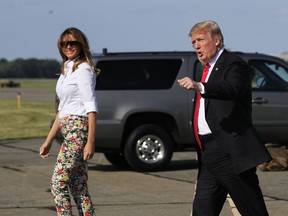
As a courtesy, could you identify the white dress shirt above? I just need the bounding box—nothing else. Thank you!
[198,48,224,135]
[56,59,98,118]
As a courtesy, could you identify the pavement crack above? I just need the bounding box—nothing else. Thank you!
[264,195,288,202]
[0,142,57,157]
[0,165,23,172]
[0,205,56,212]
[0,142,39,154]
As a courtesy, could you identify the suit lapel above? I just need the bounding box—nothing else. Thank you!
[207,50,228,83]
[204,50,228,109]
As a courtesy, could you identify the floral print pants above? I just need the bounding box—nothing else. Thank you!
[51,115,95,216]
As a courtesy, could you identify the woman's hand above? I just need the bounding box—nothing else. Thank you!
[40,113,59,159]
[39,141,53,159]
[83,143,95,160]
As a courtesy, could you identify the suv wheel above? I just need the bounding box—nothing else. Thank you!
[104,153,129,168]
[124,124,173,171]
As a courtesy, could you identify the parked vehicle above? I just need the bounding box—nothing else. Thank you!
[54,50,288,171]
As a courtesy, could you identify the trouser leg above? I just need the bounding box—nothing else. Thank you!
[224,168,269,216]
[193,139,269,216]
[51,115,95,216]
[51,151,73,216]
[192,162,227,216]
[70,162,95,216]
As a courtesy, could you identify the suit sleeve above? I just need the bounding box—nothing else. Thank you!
[202,56,251,100]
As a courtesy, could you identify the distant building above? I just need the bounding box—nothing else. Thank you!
[272,52,288,62]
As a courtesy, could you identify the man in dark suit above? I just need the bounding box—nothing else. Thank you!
[178,20,272,216]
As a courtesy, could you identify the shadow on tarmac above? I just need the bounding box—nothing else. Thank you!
[89,159,198,172]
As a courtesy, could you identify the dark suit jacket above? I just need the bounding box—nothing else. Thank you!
[200,50,272,174]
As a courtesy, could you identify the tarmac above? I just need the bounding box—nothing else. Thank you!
[0,138,287,216]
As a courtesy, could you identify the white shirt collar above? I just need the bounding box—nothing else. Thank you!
[64,56,80,75]
[65,56,80,68]
[208,48,224,69]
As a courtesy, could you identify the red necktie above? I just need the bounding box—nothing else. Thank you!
[193,63,210,149]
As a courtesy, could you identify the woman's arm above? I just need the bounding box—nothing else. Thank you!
[39,113,60,159]
[83,111,97,160]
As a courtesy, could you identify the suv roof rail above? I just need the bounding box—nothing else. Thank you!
[96,49,285,63]
[100,50,196,56]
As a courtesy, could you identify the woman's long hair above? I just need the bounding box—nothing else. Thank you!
[57,27,100,75]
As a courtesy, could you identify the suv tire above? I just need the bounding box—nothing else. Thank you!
[124,124,174,171]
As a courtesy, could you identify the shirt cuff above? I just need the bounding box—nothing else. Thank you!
[84,101,98,113]
[199,83,205,94]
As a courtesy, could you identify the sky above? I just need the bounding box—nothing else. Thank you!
[0,0,288,61]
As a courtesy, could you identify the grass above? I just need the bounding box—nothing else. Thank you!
[0,99,55,141]
[1,78,57,93]
[0,79,57,140]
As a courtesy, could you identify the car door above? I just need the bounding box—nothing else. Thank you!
[249,58,288,144]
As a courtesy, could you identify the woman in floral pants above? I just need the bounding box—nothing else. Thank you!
[40,27,99,216]
[51,115,94,216]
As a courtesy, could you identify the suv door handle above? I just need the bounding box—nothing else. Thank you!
[252,97,269,104]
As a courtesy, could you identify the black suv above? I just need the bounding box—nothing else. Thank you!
[55,50,288,171]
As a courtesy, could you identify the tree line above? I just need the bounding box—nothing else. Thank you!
[0,58,61,78]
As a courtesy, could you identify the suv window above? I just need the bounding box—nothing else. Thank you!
[249,60,288,90]
[95,59,182,90]
[193,59,288,91]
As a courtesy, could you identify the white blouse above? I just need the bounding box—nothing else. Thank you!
[56,59,98,118]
